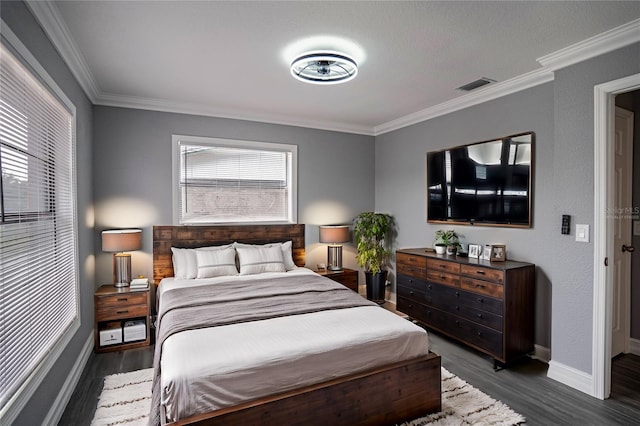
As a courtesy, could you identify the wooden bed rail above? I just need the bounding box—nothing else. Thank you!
[173,353,441,426]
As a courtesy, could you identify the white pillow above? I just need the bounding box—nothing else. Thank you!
[234,241,297,271]
[280,240,297,271]
[171,247,197,279]
[171,245,233,279]
[195,246,238,278]
[236,244,286,275]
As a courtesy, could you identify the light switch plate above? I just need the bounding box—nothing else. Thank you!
[576,224,589,242]
[634,221,640,236]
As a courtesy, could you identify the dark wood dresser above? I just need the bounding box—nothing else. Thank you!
[396,248,535,368]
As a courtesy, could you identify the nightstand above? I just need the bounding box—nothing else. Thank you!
[94,284,151,353]
[316,268,358,292]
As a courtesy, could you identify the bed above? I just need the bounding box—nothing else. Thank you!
[151,224,441,425]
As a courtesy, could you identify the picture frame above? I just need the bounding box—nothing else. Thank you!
[482,244,492,260]
[468,244,482,259]
[490,244,506,262]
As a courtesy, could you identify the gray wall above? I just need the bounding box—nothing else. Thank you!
[1,2,95,425]
[551,42,640,372]
[92,107,375,283]
[375,84,555,350]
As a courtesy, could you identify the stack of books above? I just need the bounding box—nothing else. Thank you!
[130,277,149,290]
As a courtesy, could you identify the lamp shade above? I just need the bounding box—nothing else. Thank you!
[102,229,142,252]
[319,225,350,244]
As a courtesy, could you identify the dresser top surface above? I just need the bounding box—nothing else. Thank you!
[397,248,534,270]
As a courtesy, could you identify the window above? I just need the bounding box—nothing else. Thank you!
[0,37,78,423]
[173,135,297,224]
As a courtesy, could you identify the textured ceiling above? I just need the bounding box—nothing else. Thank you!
[33,1,640,134]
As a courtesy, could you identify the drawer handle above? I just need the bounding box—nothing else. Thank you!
[409,291,415,296]
[409,279,414,283]
[477,298,484,303]
[477,313,483,319]
[116,310,129,314]
[455,291,460,297]
[455,306,460,311]
[476,284,486,288]
[476,270,486,275]
[439,265,446,269]
[428,284,432,289]
[439,274,446,279]
[477,331,482,337]
[455,320,460,326]
[117,298,128,302]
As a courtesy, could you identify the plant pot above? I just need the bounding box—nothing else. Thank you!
[365,270,388,304]
[446,244,457,255]
[434,244,446,255]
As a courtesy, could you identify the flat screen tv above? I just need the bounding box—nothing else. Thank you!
[426,132,534,228]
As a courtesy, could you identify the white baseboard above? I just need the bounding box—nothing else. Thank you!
[630,338,640,356]
[547,359,593,396]
[532,344,550,363]
[42,332,93,426]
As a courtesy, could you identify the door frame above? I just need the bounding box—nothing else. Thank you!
[593,73,640,400]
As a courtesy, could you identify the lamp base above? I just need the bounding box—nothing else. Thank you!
[113,253,132,287]
[327,245,343,271]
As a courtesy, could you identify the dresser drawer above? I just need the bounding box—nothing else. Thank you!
[397,262,426,278]
[96,304,148,321]
[96,292,148,309]
[460,277,504,299]
[427,270,460,288]
[427,258,460,274]
[460,264,504,284]
[396,252,427,269]
[397,283,426,301]
[397,297,430,324]
[397,274,428,290]
[454,286,503,315]
[457,319,503,357]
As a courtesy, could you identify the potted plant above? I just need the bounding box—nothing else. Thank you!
[353,212,394,303]
[434,229,462,255]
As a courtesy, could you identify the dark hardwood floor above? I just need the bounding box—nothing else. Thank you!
[59,334,640,425]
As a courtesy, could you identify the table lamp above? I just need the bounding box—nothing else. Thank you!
[102,229,142,287]
[319,225,350,271]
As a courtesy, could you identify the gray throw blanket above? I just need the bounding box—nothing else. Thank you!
[149,274,376,425]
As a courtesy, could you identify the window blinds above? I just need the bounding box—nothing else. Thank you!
[0,43,78,414]
[177,140,295,224]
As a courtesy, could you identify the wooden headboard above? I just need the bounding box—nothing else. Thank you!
[153,224,305,284]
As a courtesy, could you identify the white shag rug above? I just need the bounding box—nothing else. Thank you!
[91,367,525,426]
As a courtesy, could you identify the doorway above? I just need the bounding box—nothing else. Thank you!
[593,74,640,401]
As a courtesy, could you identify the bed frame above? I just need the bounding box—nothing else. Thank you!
[152,224,441,425]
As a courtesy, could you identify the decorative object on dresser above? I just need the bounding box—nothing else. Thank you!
[433,229,462,255]
[468,243,482,259]
[353,212,394,303]
[490,244,507,262]
[102,229,142,287]
[319,225,351,270]
[94,284,150,353]
[396,248,535,369]
[316,267,358,292]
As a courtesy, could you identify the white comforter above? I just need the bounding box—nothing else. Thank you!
[157,268,429,423]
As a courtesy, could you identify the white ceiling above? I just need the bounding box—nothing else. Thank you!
[28,1,640,135]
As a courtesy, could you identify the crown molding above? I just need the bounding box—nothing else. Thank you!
[95,92,375,136]
[25,0,100,101]
[537,18,640,71]
[373,67,554,136]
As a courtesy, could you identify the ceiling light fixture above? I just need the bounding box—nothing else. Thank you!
[290,52,358,85]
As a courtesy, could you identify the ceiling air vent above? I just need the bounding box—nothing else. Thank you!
[456,77,496,92]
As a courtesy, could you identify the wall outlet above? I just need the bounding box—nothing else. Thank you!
[634,221,640,236]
